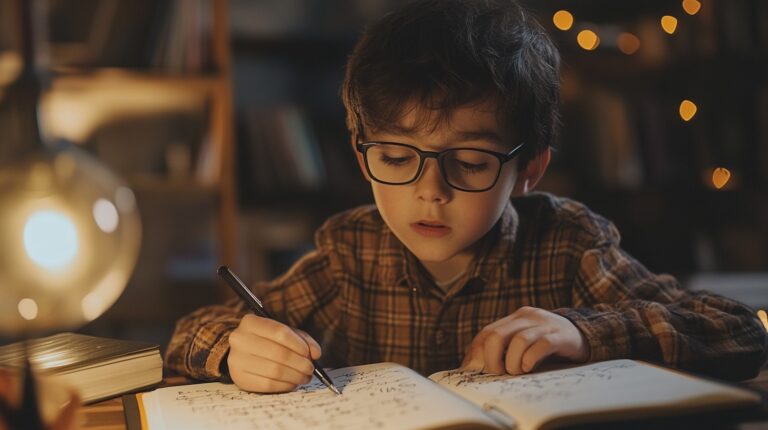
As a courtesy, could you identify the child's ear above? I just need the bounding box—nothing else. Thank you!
[352,137,372,182]
[511,147,551,196]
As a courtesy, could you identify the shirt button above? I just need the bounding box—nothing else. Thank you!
[435,329,446,345]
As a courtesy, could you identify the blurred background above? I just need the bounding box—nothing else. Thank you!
[0,0,766,352]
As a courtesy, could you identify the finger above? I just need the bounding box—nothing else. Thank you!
[520,333,558,373]
[474,318,538,374]
[505,327,547,375]
[228,351,312,386]
[229,366,301,393]
[239,314,311,357]
[228,330,314,376]
[461,334,488,370]
[295,330,322,360]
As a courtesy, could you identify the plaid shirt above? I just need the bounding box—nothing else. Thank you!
[165,192,767,381]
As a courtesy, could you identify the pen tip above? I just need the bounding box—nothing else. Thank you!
[331,385,342,395]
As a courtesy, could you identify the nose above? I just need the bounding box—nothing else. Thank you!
[414,158,452,203]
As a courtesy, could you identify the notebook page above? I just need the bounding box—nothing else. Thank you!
[141,362,505,430]
[430,359,760,430]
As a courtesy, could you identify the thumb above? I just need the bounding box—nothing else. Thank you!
[295,330,322,360]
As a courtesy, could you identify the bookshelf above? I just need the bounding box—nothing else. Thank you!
[34,0,238,348]
[230,0,767,283]
[229,4,372,282]
[531,0,768,277]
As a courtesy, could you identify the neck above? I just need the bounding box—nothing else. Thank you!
[420,253,474,284]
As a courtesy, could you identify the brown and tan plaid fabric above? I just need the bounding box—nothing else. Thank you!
[165,192,767,381]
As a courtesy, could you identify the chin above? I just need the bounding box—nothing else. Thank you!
[405,243,459,263]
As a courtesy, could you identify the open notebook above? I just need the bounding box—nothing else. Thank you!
[125,359,760,430]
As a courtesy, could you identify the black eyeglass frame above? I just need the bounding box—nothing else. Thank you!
[355,140,526,192]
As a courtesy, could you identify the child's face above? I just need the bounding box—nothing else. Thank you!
[357,100,525,265]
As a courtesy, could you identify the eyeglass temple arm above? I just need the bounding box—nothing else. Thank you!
[503,141,526,161]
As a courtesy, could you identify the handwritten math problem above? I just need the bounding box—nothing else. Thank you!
[151,363,488,430]
[432,360,638,404]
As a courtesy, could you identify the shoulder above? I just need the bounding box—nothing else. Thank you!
[512,192,620,248]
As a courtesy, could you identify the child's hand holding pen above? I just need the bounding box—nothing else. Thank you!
[227,314,323,393]
[218,266,340,394]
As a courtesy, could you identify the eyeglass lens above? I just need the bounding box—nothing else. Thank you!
[365,144,501,191]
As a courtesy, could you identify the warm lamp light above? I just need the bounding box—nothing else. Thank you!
[577,30,600,51]
[617,33,641,55]
[661,16,678,34]
[679,99,697,121]
[711,167,731,189]
[682,0,702,15]
[0,0,141,427]
[0,147,141,333]
[553,10,574,31]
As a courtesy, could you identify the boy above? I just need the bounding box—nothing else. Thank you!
[166,0,767,393]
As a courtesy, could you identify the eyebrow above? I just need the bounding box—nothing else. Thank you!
[370,127,504,145]
[453,130,504,145]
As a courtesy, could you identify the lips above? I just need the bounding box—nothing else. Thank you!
[410,220,451,237]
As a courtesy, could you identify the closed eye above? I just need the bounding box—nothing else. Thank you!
[458,161,489,173]
[379,154,415,166]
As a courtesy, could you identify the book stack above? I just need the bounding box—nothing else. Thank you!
[0,332,162,404]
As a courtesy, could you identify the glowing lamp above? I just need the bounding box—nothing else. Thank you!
[0,0,141,334]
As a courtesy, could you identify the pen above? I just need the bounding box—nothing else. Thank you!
[217,265,342,395]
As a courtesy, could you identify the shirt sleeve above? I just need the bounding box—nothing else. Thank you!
[163,229,342,381]
[554,240,768,381]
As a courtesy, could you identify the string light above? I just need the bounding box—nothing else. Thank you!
[711,168,731,189]
[617,33,641,55]
[679,99,697,121]
[577,30,600,51]
[553,10,574,31]
[661,16,678,34]
[682,0,702,15]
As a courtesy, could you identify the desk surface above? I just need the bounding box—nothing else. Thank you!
[80,370,768,430]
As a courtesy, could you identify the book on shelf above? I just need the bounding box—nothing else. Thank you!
[0,332,162,404]
[48,0,212,72]
[124,359,760,430]
[240,106,326,192]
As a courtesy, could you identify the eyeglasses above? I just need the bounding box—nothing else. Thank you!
[356,141,526,192]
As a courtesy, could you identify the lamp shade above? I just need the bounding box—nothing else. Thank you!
[0,141,141,335]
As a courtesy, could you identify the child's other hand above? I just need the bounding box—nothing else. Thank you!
[227,314,321,393]
[461,306,589,375]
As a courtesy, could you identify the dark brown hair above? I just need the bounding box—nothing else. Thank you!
[342,0,561,168]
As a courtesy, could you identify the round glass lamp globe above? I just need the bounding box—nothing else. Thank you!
[0,143,141,335]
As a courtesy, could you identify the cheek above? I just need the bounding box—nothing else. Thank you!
[458,194,508,232]
[371,184,405,223]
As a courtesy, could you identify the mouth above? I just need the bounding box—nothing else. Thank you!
[410,220,451,237]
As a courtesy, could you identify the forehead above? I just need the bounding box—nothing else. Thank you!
[369,98,506,140]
